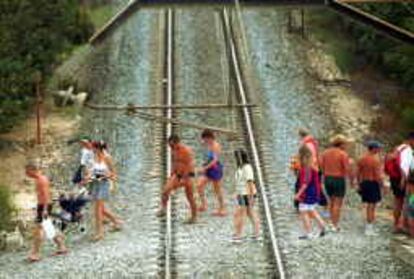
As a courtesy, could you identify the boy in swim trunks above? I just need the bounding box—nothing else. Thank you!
[157,135,197,223]
[25,163,67,262]
[356,141,383,236]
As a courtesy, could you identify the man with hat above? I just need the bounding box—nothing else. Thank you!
[356,140,384,236]
[320,134,351,232]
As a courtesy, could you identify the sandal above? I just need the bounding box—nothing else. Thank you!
[52,249,68,256]
[91,234,104,242]
[212,210,227,217]
[183,217,197,224]
[231,236,243,244]
[27,255,41,263]
[197,204,207,212]
[111,223,123,232]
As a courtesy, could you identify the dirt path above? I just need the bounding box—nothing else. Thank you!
[0,111,80,221]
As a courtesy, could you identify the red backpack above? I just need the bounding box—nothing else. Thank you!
[384,144,408,179]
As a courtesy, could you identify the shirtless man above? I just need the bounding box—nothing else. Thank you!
[157,135,197,223]
[25,163,67,262]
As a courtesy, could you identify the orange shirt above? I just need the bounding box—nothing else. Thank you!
[320,147,349,177]
[357,153,382,182]
[36,175,51,205]
[172,144,195,175]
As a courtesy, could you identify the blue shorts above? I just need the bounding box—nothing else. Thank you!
[91,180,110,201]
[205,163,223,181]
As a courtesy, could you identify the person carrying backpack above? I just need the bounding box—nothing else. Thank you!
[384,132,414,232]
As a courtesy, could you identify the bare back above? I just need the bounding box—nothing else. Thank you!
[172,144,195,176]
[36,174,51,205]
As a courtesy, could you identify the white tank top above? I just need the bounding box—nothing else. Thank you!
[92,160,109,178]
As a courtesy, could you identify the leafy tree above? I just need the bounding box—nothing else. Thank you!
[0,0,93,133]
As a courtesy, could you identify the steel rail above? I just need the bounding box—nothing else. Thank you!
[222,8,286,279]
[164,8,174,279]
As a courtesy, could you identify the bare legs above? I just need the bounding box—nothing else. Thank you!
[103,207,123,230]
[197,176,209,212]
[93,200,122,241]
[299,209,325,238]
[233,198,260,239]
[393,196,404,231]
[93,200,104,241]
[28,225,67,261]
[366,203,376,224]
[247,207,260,237]
[183,178,197,223]
[329,197,344,229]
[158,175,197,223]
[197,176,226,216]
[28,226,43,261]
[299,211,312,235]
[233,206,245,238]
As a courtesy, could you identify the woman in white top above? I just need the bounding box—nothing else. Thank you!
[84,140,122,241]
[233,149,260,241]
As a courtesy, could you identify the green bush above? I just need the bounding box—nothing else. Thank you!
[0,0,95,133]
[402,107,414,128]
[0,185,16,231]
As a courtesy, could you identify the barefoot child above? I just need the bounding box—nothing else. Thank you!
[25,163,68,262]
[295,146,326,240]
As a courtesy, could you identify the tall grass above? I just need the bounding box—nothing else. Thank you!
[0,185,16,231]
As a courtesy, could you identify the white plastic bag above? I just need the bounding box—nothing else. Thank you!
[41,218,56,240]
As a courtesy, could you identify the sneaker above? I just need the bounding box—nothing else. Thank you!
[156,209,166,218]
[330,225,341,233]
[365,224,377,236]
[320,211,330,218]
[231,236,243,244]
[183,217,197,224]
[250,234,261,240]
[318,228,326,238]
[298,234,311,240]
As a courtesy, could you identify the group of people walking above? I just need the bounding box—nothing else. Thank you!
[156,129,260,241]
[25,137,123,262]
[24,128,261,261]
[24,125,413,262]
[292,129,414,239]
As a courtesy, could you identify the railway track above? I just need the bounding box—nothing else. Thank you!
[159,8,285,278]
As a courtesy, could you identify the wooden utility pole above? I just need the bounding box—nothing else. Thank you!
[34,72,42,145]
[301,9,305,38]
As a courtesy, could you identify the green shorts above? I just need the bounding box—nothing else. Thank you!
[324,176,346,198]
